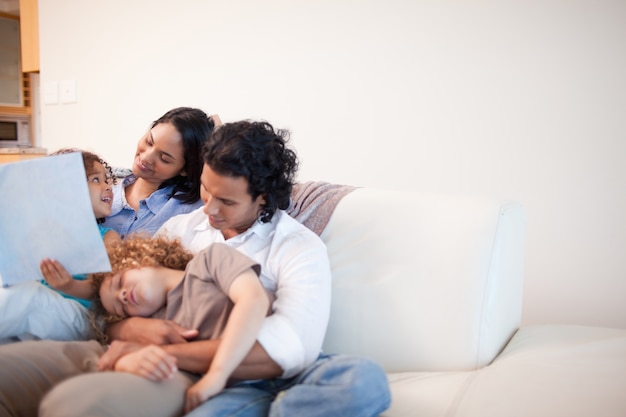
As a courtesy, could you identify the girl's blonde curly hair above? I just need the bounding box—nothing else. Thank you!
[89,234,194,344]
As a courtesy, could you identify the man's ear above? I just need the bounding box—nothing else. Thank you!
[255,193,266,205]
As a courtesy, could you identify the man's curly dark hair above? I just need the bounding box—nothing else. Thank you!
[202,120,298,223]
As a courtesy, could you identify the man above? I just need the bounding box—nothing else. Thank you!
[1,120,391,417]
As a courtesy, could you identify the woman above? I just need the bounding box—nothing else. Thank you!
[103,107,216,238]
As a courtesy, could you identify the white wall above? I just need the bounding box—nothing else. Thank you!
[37,0,626,329]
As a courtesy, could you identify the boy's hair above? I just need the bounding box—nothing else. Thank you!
[202,120,298,223]
[50,148,116,223]
[89,235,194,344]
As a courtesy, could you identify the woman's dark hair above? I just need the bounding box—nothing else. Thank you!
[202,120,298,223]
[155,107,215,204]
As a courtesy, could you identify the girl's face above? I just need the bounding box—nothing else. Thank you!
[201,164,266,240]
[133,122,187,185]
[88,161,114,219]
[99,267,167,318]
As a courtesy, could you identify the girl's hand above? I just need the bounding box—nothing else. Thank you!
[40,258,75,291]
[184,371,228,413]
[113,344,178,381]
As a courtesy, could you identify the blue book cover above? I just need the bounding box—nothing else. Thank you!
[0,152,111,286]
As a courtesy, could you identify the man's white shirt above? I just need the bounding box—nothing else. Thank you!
[156,207,332,378]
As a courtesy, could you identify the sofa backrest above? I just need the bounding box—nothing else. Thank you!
[320,188,526,372]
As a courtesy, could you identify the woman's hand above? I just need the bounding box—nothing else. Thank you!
[184,371,228,413]
[111,344,178,381]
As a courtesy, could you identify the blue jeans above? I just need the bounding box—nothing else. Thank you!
[186,353,391,417]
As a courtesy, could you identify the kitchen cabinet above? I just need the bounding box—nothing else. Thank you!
[19,0,38,73]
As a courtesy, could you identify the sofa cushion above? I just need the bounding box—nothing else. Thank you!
[382,371,474,417]
[450,324,626,417]
[320,188,526,371]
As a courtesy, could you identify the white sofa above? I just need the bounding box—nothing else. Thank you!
[319,188,626,417]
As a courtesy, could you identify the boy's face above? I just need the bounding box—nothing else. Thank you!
[88,161,114,219]
[200,164,265,240]
[99,267,167,318]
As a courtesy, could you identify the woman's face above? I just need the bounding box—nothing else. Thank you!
[99,267,167,318]
[132,122,187,185]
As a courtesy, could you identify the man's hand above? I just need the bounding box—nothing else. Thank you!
[97,340,144,371]
[113,344,178,382]
[107,317,199,345]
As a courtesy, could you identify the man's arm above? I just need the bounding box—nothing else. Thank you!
[254,230,332,378]
[100,337,282,380]
[102,316,282,379]
[162,338,283,380]
[106,317,199,345]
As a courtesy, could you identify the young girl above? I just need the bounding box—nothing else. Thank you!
[90,235,272,413]
[0,148,121,341]
[39,148,122,306]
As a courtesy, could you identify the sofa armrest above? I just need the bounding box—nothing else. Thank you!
[320,188,526,372]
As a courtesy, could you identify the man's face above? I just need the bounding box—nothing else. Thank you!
[200,163,265,239]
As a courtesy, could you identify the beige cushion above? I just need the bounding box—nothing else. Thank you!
[321,188,526,371]
[382,325,626,417]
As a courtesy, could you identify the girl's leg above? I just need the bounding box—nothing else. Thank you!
[0,281,91,341]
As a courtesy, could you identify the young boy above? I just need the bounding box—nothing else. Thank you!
[91,235,273,412]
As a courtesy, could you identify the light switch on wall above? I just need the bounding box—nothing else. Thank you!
[59,79,77,103]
